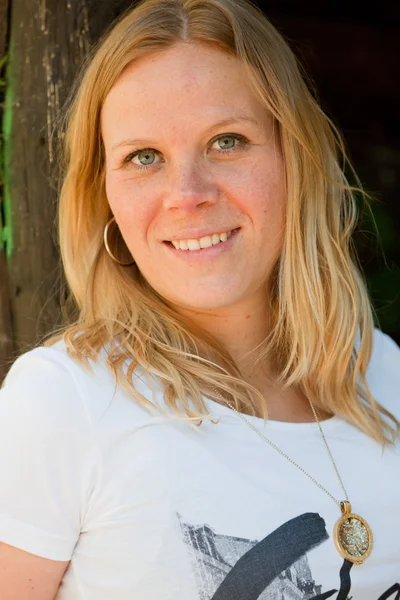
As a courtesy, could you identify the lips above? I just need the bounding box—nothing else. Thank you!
[163,226,241,257]
[164,227,240,244]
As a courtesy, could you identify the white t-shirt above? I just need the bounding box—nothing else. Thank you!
[0,327,399,599]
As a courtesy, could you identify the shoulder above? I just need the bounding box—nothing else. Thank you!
[0,341,96,433]
[365,327,400,419]
[1,338,160,429]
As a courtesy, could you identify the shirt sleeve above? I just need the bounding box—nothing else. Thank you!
[0,347,98,561]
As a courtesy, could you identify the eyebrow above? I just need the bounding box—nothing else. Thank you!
[110,116,260,151]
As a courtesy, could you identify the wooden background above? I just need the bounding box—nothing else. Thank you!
[1,0,399,383]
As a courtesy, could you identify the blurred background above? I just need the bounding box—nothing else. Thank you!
[0,0,399,382]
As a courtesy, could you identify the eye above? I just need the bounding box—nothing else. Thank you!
[122,133,248,170]
[210,133,248,153]
[126,148,160,169]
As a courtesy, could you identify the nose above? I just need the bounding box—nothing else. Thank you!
[162,157,219,213]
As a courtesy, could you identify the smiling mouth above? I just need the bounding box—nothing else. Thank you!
[164,227,240,251]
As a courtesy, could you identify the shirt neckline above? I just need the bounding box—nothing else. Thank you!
[204,396,343,433]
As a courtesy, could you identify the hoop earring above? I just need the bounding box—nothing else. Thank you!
[103,216,135,266]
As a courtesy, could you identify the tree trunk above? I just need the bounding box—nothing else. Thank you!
[3,0,94,360]
[1,0,133,381]
[0,0,14,383]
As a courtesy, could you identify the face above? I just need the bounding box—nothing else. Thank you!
[101,42,286,314]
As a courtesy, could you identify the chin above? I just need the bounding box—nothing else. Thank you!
[163,289,246,312]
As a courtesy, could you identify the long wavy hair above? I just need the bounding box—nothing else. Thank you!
[45,0,398,444]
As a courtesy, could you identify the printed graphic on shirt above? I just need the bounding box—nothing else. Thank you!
[178,512,399,600]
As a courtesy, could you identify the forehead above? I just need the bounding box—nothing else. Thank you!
[101,43,269,139]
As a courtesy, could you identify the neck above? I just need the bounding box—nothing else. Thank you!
[174,290,272,377]
[173,292,333,423]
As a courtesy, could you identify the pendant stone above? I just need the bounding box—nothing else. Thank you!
[334,501,373,564]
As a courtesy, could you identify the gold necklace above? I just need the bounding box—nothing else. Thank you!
[212,388,373,564]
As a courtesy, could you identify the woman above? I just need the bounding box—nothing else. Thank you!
[0,0,399,598]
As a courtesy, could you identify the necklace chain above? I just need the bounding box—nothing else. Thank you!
[212,388,349,507]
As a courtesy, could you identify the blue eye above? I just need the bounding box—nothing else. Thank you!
[211,133,246,151]
[123,133,248,170]
[136,150,156,165]
[130,149,158,169]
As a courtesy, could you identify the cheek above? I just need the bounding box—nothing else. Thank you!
[237,156,286,232]
[105,174,157,249]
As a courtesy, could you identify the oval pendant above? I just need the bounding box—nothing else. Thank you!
[334,501,373,564]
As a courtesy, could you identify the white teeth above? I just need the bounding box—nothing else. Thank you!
[170,229,234,251]
[199,236,213,249]
[187,239,201,250]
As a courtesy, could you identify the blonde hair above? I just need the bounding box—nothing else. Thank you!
[45,0,398,444]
